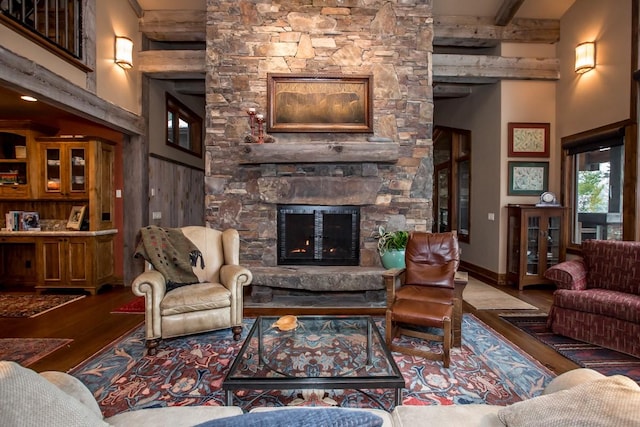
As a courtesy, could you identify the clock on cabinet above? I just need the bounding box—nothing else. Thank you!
[536,191,560,207]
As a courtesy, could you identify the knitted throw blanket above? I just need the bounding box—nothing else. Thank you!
[134,226,204,292]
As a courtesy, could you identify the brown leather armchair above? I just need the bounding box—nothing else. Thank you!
[132,226,252,354]
[383,231,467,367]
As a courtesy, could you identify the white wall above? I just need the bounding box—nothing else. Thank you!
[556,0,632,138]
[95,0,141,115]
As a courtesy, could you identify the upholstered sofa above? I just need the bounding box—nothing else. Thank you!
[2,360,640,427]
[544,239,640,358]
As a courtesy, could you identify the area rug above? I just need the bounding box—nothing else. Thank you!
[70,314,554,417]
[502,316,640,383]
[0,294,85,318]
[463,278,537,310]
[0,338,73,366]
[111,296,144,314]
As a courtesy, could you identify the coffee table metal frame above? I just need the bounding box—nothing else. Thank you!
[223,315,405,409]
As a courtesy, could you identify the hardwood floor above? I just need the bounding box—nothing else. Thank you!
[0,280,579,375]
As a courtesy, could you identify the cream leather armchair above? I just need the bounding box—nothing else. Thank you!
[132,226,252,354]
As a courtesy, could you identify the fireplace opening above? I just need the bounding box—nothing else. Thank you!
[277,205,360,266]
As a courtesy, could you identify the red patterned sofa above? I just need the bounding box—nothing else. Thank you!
[544,239,640,358]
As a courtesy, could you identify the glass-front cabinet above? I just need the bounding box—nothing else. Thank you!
[39,142,87,199]
[507,205,566,290]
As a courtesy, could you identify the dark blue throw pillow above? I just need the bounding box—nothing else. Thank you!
[193,408,384,427]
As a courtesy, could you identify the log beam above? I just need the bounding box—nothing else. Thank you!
[137,50,206,79]
[140,10,205,41]
[239,142,399,164]
[432,54,559,84]
[494,0,525,26]
[434,16,560,48]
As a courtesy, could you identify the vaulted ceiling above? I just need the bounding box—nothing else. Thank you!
[0,0,576,123]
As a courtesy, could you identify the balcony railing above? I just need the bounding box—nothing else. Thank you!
[1,0,82,59]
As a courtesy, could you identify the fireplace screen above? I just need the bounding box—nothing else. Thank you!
[278,205,360,266]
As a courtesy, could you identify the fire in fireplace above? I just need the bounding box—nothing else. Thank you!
[277,205,360,266]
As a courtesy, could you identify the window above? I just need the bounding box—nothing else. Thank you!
[562,125,628,248]
[166,94,203,158]
[0,0,82,59]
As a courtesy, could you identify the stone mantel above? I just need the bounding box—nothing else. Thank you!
[238,142,399,164]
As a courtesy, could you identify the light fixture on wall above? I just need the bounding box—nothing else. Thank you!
[115,36,133,69]
[575,41,595,74]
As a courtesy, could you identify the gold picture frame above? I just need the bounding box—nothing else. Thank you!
[267,73,373,133]
[67,205,86,230]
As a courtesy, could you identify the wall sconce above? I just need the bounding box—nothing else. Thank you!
[115,36,134,69]
[575,41,595,74]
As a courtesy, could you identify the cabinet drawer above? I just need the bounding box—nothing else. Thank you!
[0,184,29,198]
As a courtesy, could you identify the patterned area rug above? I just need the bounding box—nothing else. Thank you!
[502,316,640,383]
[0,294,85,318]
[70,314,554,417]
[0,338,73,366]
[111,296,144,314]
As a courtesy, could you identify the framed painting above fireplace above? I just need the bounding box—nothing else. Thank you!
[267,73,373,133]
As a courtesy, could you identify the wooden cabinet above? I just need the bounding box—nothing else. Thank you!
[506,204,566,290]
[36,137,115,230]
[0,121,57,200]
[36,232,115,295]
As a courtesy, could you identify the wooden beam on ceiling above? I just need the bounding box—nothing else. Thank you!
[433,84,473,99]
[137,50,206,79]
[495,0,525,26]
[140,10,205,42]
[432,54,560,84]
[434,16,560,48]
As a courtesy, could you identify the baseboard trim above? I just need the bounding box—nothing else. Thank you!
[459,261,507,286]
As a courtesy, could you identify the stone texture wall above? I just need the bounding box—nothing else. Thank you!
[204,0,434,268]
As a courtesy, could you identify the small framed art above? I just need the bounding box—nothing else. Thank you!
[508,161,549,195]
[508,122,550,157]
[67,205,86,230]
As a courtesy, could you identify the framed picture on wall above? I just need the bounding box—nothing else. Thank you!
[267,73,373,133]
[67,205,86,230]
[508,161,549,195]
[508,122,550,157]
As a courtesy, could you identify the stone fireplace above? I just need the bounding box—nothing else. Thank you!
[203,0,434,298]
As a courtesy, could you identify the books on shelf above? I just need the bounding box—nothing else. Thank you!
[4,211,40,231]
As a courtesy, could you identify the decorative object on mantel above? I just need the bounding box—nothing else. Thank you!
[247,108,257,136]
[256,114,265,143]
[372,226,408,269]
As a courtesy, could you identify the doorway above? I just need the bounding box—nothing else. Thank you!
[433,126,471,243]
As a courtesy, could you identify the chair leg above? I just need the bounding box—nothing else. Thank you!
[146,338,160,356]
[232,325,242,341]
[443,316,452,368]
[385,310,393,347]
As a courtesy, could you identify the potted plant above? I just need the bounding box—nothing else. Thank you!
[372,226,409,269]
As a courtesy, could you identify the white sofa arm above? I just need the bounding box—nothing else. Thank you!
[542,368,606,395]
[219,264,253,324]
[131,270,167,341]
[40,371,104,419]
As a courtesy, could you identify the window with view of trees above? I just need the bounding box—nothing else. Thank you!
[563,126,626,248]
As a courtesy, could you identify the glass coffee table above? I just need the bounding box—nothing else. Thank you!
[223,316,405,409]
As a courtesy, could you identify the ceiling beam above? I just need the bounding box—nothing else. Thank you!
[434,16,560,48]
[494,0,525,26]
[140,10,205,41]
[433,84,474,99]
[432,54,560,84]
[138,50,206,79]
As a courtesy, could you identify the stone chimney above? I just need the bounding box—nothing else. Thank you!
[204,0,434,269]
